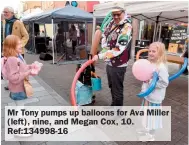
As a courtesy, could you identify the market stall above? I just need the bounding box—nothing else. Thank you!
[22,6,94,64]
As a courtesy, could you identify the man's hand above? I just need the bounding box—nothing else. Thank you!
[105,52,114,59]
[92,55,99,61]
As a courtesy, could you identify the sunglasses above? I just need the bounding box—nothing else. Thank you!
[112,11,123,17]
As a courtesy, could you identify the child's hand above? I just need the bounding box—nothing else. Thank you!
[26,69,33,76]
[143,80,150,83]
[30,69,38,76]
[29,63,36,69]
[144,78,153,84]
[29,62,43,76]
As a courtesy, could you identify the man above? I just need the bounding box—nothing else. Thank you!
[92,7,132,106]
[182,38,188,75]
[2,6,29,58]
[1,13,4,47]
[2,6,29,90]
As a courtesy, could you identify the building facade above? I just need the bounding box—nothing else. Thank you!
[22,1,99,13]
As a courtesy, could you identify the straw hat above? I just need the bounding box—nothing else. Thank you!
[111,6,125,12]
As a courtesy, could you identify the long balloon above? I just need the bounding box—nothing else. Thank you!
[90,12,113,56]
[90,30,102,56]
[100,12,112,32]
[70,12,113,106]
[136,49,148,60]
[169,57,188,81]
[137,72,159,98]
[70,60,94,106]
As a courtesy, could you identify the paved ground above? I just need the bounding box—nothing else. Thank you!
[1,52,188,145]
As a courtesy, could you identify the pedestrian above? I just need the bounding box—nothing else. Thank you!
[1,13,4,80]
[2,6,29,58]
[182,38,188,75]
[2,35,33,100]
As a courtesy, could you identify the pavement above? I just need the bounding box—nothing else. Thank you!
[1,53,188,145]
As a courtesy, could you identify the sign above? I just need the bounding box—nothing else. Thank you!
[65,1,78,7]
[65,1,70,6]
[71,1,78,7]
[170,25,187,44]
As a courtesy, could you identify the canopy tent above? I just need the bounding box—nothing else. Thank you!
[93,1,188,23]
[92,1,188,40]
[22,6,95,64]
[21,9,43,22]
[22,6,94,24]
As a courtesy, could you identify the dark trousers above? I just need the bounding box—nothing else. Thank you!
[72,40,77,54]
[106,65,126,106]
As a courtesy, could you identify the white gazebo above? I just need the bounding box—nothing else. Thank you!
[93,1,188,41]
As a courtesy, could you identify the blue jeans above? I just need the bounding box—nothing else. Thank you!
[10,92,27,100]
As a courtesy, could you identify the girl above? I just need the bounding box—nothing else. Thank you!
[2,35,33,100]
[138,42,169,141]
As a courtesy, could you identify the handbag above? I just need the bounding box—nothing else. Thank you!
[17,55,33,97]
[24,77,33,97]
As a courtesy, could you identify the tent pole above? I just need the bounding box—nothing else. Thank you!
[155,24,158,42]
[154,16,160,42]
[33,22,36,53]
[85,21,87,54]
[155,23,159,41]
[138,20,141,40]
[51,19,55,64]
[44,23,47,46]
[158,23,162,42]
[92,17,96,40]
[43,23,46,37]
[153,22,157,42]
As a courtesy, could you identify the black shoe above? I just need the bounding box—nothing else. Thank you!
[4,86,9,90]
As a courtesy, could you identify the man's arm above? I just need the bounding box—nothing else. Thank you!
[98,22,132,59]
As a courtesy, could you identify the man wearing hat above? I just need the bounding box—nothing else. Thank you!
[92,7,132,106]
[2,6,29,58]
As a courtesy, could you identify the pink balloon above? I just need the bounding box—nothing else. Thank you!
[132,59,154,81]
